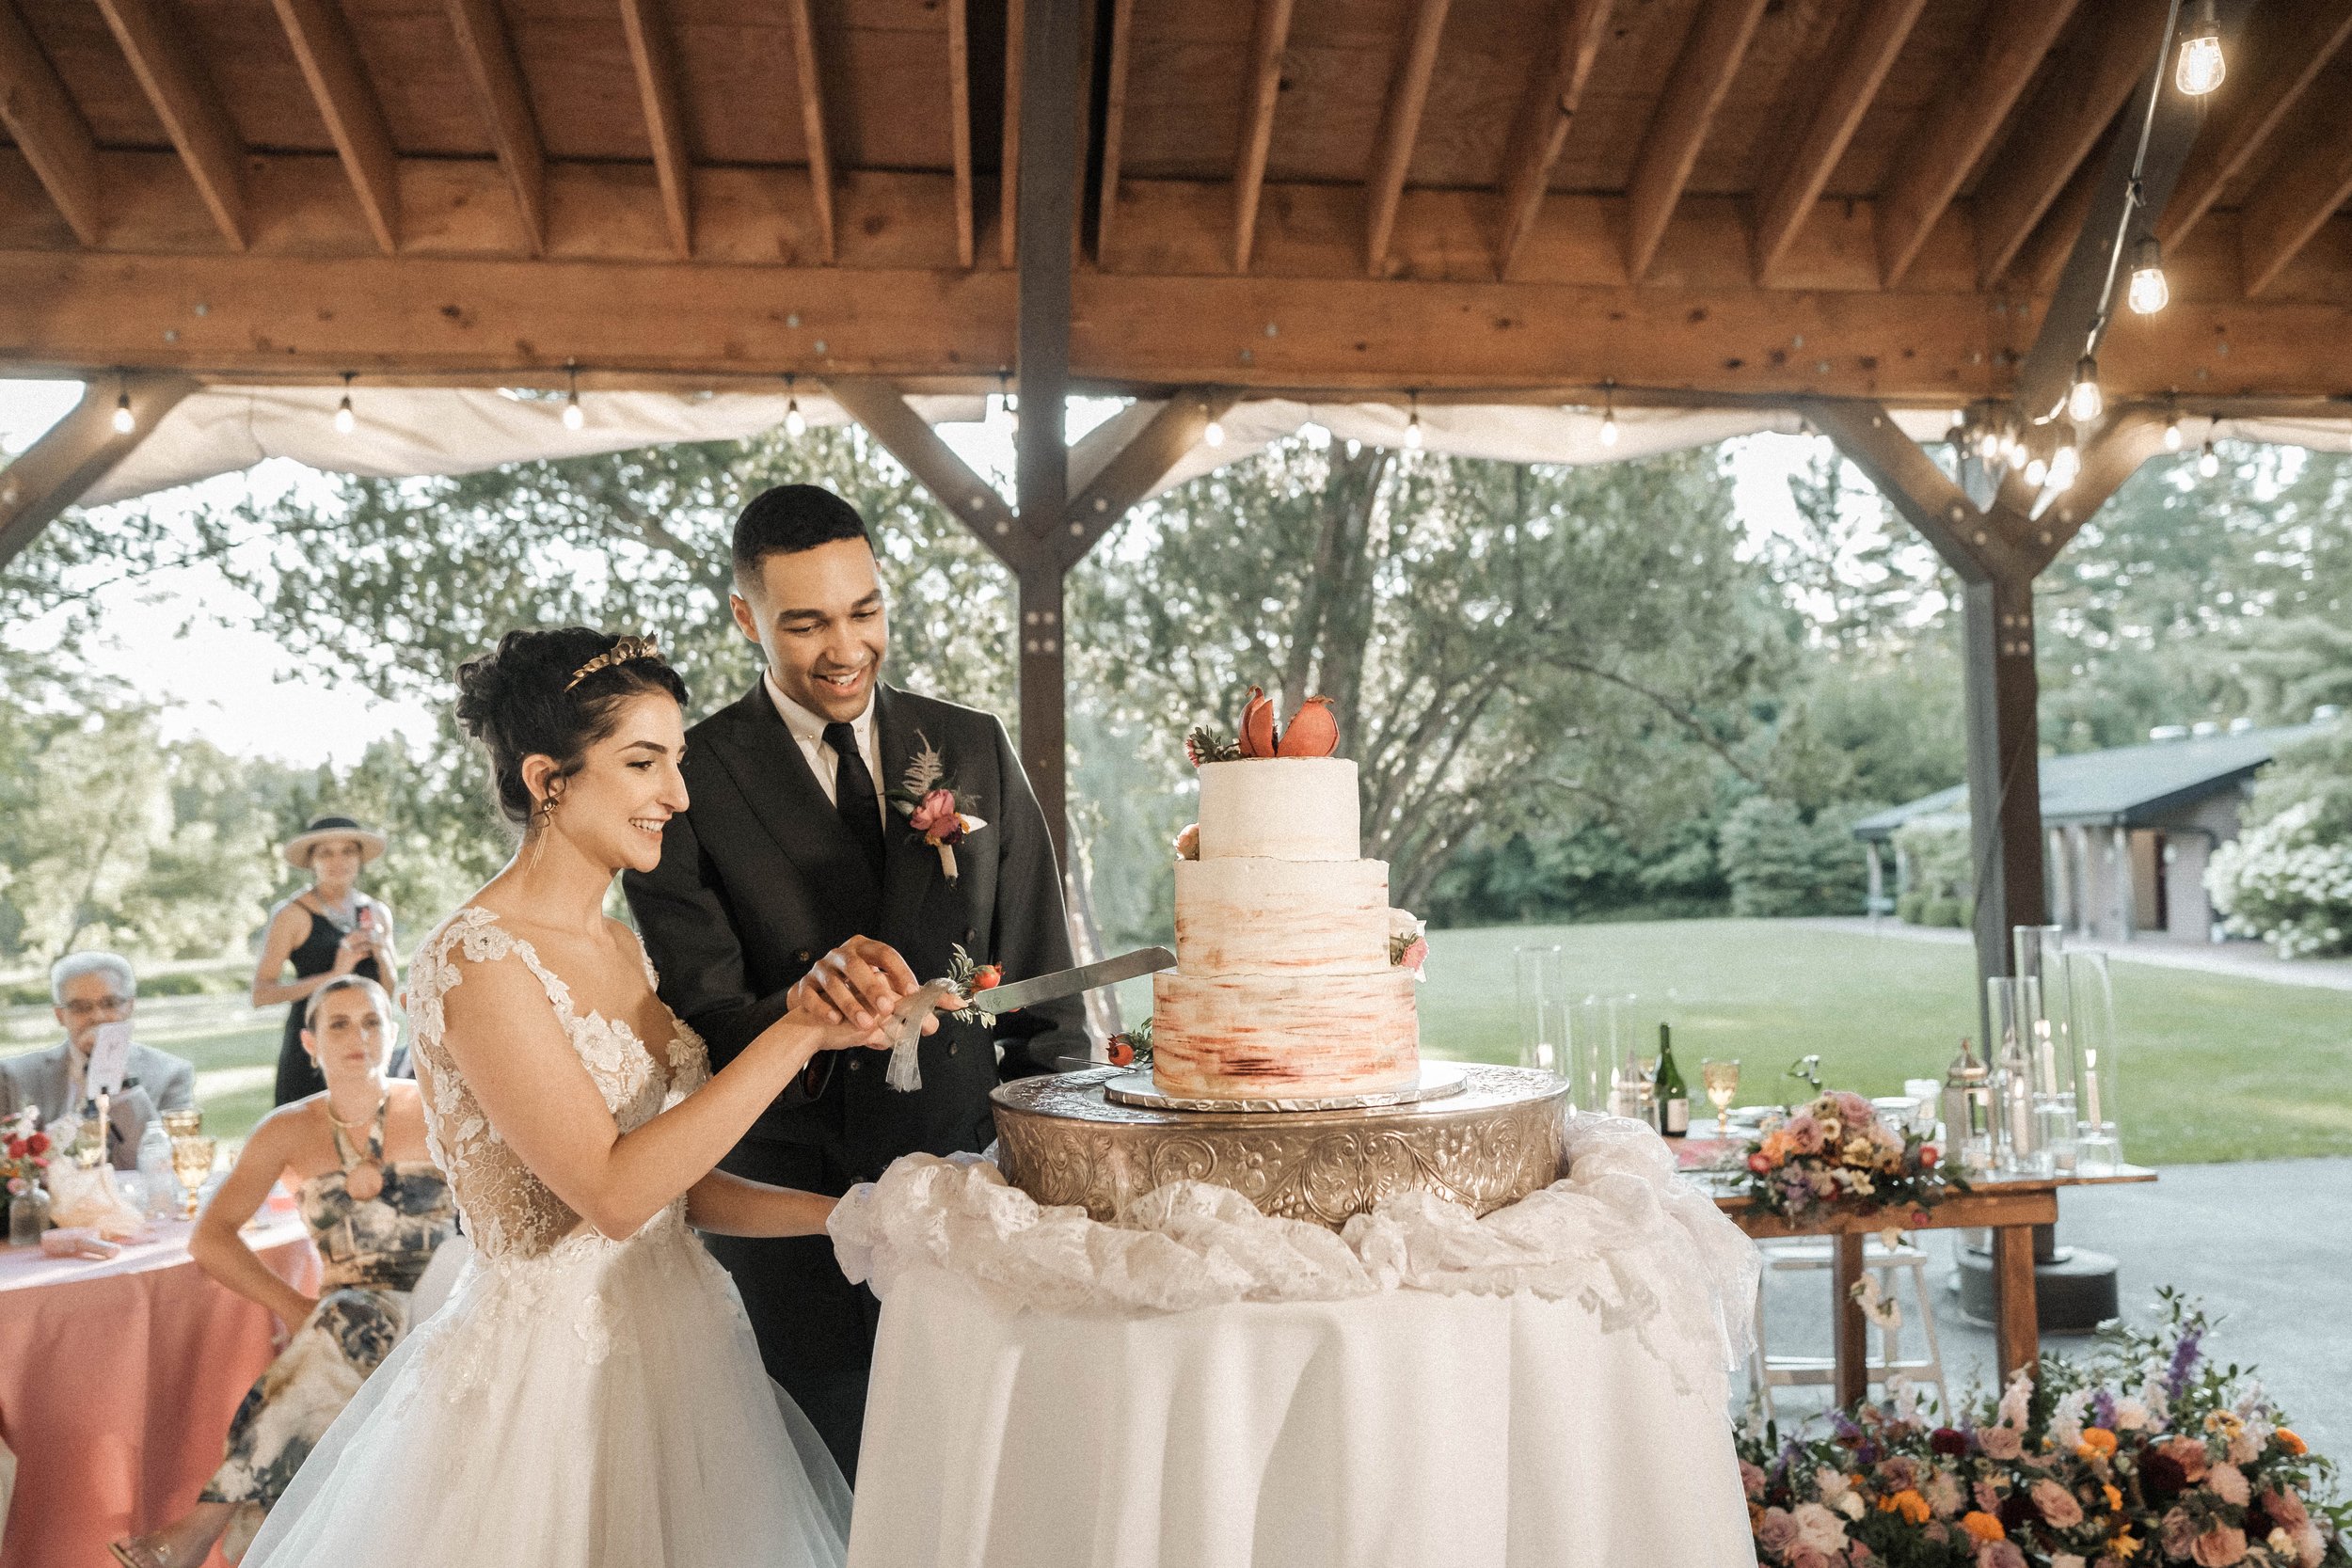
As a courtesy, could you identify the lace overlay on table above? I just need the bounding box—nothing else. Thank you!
[404,906,711,1263]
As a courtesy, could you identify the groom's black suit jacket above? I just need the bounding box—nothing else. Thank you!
[623,679,1085,1180]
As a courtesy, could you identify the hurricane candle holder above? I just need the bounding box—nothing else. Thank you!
[1987,977,2048,1175]
[2068,950,2123,1174]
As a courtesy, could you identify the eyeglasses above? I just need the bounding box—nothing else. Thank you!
[60,995,132,1019]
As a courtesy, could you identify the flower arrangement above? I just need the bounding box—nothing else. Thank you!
[1389,910,1428,979]
[938,943,1001,1024]
[1738,1293,2347,1568]
[4,1106,53,1199]
[1105,1016,1152,1069]
[1742,1090,1955,1225]
[892,732,985,883]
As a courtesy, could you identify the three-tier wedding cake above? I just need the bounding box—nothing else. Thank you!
[1148,692,1424,1102]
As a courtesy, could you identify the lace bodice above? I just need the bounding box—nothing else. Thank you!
[404,906,711,1262]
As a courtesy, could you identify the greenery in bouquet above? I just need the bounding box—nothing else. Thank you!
[1105,1016,1152,1069]
[3,1107,55,1197]
[1737,1292,2348,1568]
[1741,1090,1957,1225]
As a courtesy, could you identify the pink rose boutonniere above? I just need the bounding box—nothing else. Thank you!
[892,732,987,883]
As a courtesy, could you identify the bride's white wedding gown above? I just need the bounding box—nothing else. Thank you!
[246,906,851,1567]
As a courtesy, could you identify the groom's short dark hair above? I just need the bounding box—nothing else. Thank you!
[732,484,872,584]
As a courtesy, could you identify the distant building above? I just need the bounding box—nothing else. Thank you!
[1852,721,2325,943]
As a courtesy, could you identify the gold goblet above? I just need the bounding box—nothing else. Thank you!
[169,1135,216,1218]
[1701,1058,1740,1120]
[161,1108,203,1138]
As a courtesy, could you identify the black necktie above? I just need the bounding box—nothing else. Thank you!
[824,721,886,878]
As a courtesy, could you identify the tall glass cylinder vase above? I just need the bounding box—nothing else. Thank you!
[1987,977,2048,1175]
[2069,950,2123,1173]
[1514,945,1567,1082]
[2013,925,2080,1172]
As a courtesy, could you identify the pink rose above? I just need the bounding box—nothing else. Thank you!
[1875,1457,1921,1492]
[1397,937,1428,975]
[1787,1115,1825,1155]
[2158,1435,2212,1483]
[1978,1425,2024,1461]
[1786,1549,1831,1568]
[1740,1461,1768,1501]
[2190,1525,2247,1568]
[2227,1429,2259,1465]
[2206,1462,2249,1506]
[1749,1153,1772,1174]
[1835,1091,1877,1127]
[1973,1481,2001,1515]
[1757,1508,1802,1555]
[2264,1488,2310,1532]
[908,788,959,836]
[1976,1542,2026,1568]
[2161,1507,2200,1560]
[2031,1479,2083,1528]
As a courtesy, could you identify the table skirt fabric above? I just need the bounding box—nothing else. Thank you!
[850,1264,1758,1568]
[0,1218,320,1568]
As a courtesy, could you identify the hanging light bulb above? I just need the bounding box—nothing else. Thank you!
[333,372,357,436]
[561,362,584,430]
[111,390,135,435]
[1977,423,2002,464]
[2067,356,2104,422]
[2024,454,2048,488]
[2175,0,2224,96]
[2003,424,2026,466]
[2164,414,2183,452]
[783,373,805,438]
[2199,438,2220,479]
[2126,237,2169,315]
[2047,428,2080,492]
[1202,410,1226,448]
[1404,392,1423,451]
[1598,383,1619,448]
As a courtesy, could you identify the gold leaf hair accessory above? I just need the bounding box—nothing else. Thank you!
[565,636,661,690]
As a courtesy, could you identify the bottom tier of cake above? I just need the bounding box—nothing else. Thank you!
[1150,968,1420,1101]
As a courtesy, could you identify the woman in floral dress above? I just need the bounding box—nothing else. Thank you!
[110,975,454,1568]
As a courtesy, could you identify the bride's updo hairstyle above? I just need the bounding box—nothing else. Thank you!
[453,627,690,829]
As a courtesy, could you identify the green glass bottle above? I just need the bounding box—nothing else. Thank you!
[1654,1022,1690,1137]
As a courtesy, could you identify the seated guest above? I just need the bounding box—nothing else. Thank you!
[108,976,455,1568]
[0,952,196,1168]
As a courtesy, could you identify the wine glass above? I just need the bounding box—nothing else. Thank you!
[1701,1058,1740,1121]
[170,1135,216,1218]
[161,1107,203,1139]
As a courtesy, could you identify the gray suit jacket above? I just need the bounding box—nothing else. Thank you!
[0,1040,198,1169]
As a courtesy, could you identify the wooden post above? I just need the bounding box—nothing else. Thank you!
[1831,1231,1869,1409]
[1992,1221,2041,1386]
[0,373,195,571]
[1960,572,2047,1006]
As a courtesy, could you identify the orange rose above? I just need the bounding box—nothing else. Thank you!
[2077,1428,2119,1460]
[1961,1512,2008,1544]
[2276,1429,2307,1456]
[1887,1489,1931,1525]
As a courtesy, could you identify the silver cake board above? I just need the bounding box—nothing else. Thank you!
[1103,1060,1469,1115]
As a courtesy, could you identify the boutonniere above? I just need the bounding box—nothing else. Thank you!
[890,731,987,883]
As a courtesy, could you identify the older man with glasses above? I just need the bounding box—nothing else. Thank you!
[0,952,197,1169]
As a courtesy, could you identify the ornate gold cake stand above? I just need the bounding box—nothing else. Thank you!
[990,1064,1569,1231]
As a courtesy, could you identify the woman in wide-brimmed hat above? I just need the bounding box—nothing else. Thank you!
[253,816,401,1105]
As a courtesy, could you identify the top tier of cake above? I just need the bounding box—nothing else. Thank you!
[1196,757,1359,862]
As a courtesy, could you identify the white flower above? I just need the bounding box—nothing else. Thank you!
[1838,1493,1866,1521]
[2113,1396,2150,1432]
[2052,1388,2091,1454]
[1996,1367,2034,1429]
[1790,1502,1850,1554]
[1815,1466,1851,1504]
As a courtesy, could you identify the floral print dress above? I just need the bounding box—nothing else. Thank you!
[199,1100,456,1550]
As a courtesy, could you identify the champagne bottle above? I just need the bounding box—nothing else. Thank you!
[1654,1022,1690,1137]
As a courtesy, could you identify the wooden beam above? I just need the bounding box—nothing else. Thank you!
[1493,0,1613,278]
[1061,389,1236,563]
[617,0,692,259]
[1093,0,1135,263]
[0,1,103,245]
[823,375,1020,566]
[1876,0,2079,286]
[946,0,974,268]
[0,373,195,571]
[1802,398,2021,583]
[1752,0,1924,283]
[2240,63,2352,296]
[2160,0,2352,251]
[272,0,399,256]
[1362,0,1451,277]
[999,0,1023,269]
[443,0,546,255]
[1972,0,2169,288]
[93,0,246,250]
[783,0,834,264]
[1232,0,1297,274]
[1621,0,1769,281]
[2026,408,2166,571]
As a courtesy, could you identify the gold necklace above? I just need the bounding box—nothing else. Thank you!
[326,1091,386,1132]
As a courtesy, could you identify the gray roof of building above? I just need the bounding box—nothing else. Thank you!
[1851,722,2326,841]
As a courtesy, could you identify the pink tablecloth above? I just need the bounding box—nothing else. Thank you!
[0,1211,320,1568]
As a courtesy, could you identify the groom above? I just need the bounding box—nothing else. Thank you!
[625,483,1085,1480]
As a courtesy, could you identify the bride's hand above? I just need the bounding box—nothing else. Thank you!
[787,936,922,1032]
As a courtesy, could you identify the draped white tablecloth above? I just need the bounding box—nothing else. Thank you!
[832,1116,1762,1568]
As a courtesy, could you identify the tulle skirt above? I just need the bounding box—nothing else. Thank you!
[244,1210,850,1568]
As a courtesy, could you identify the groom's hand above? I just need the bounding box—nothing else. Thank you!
[789,937,923,1031]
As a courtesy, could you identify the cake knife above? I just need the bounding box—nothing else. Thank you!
[961,946,1176,1017]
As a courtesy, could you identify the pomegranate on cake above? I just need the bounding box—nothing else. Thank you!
[1150,688,1425,1101]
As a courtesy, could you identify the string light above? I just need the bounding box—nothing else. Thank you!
[1404,391,1423,451]
[333,372,357,436]
[561,362,584,431]
[2164,413,2183,452]
[783,373,805,438]
[1598,382,1619,449]
[2047,425,2080,492]
[2198,438,2220,479]
[2068,356,2104,422]
[2126,237,2169,314]
[2175,0,2224,96]
[1202,403,1225,448]
[111,389,135,435]
[2024,453,2048,488]
[1977,423,2002,464]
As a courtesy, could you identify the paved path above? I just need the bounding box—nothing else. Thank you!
[1750,1157,2352,1455]
[1794,916,2352,991]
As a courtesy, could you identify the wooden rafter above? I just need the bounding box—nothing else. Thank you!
[1752,0,1924,283]
[1876,0,2079,286]
[997,0,1024,269]
[1362,0,1452,277]
[2240,68,2352,296]
[0,1,103,245]
[94,0,246,250]
[1973,0,2169,289]
[618,0,692,259]
[443,0,547,256]
[946,0,974,267]
[2160,0,2352,251]
[1493,0,1613,279]
[2007,128,2107,294]
[272,0,400,256]
[780,0,834,264]
[1621,0,1769,280]
[1232,0,1297,273]
[0,373,195,571]
[1093,0,1135,261]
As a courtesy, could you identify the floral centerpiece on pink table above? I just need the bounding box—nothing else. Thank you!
[4,1106,54,1202]
[1738,1292,2347,1568]
[1741,1089,1957,1227]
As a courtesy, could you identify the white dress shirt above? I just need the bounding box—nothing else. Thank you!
[764,671,889,831]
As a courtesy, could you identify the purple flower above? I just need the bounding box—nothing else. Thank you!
[2168,1328,2205,1401]
[2091,1389,2117,1431]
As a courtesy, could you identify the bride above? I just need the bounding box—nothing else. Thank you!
[247,627,944,1568]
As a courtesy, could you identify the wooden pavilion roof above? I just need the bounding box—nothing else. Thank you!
[0,0,2347,406]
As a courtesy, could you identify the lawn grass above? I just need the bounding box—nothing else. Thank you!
[9,920,2345,1164]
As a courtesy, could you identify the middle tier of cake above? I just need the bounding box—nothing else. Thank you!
[1150,968,1421,1100]
[1173,857,1391,974]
